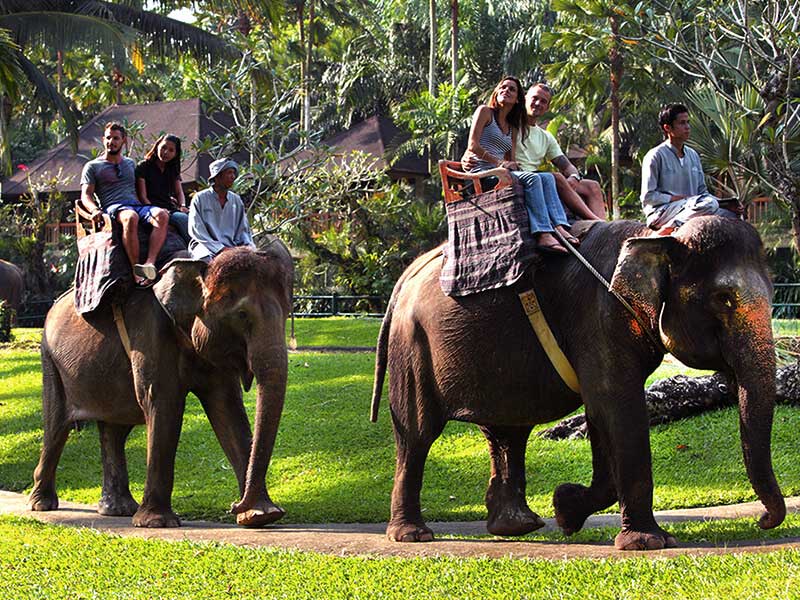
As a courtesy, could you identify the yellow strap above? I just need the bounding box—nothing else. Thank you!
[518,288,581,394]
[112,303,132,359]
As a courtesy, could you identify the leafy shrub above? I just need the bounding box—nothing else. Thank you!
[0,300,13,343]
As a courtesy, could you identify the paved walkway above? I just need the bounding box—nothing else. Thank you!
[3,491,800,560]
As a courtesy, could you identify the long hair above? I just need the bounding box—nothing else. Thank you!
[143,133,182,178]
[487,76,527,140]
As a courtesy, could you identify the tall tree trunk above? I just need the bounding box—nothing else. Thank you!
[56,50,63,93]
[0,94,11,175]
[429,0,437,96]
[297,2,307,137]
[609,15,622,220]
[304,0,314,134]
[450,0,458,88]
[235,10,257,168]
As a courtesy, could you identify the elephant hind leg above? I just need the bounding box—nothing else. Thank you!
[97,422,139,516]
[481,425,544,537]
[29,354,70,512]
[553,416,618,536]
[386,376,445,543]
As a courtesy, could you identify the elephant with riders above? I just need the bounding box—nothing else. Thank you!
[30,241,292,528]
[371,215,785,550]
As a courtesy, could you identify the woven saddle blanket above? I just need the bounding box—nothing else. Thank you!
[73,224,188,315]
[440,181,539,297]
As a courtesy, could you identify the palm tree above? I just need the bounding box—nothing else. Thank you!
[390,81,474,169]
[0,0,236,174]
[0,27,24,173]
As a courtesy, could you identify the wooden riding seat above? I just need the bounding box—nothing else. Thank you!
[438,160,511,204]
[74,198,112,240]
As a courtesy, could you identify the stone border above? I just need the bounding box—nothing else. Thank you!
[2,491,800,560]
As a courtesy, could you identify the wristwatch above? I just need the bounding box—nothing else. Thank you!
[567,172,582,181]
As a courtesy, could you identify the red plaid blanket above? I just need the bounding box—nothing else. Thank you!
[440,181,538,296]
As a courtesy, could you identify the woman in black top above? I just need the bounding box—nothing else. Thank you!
[135,134,189,243]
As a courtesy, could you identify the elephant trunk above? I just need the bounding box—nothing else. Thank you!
[729,298,785,529]
[230,341,288,526]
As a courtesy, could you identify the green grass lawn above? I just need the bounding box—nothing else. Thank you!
[3,321,800,597]
[2,324,798,524]
[1,516,800,599]
[289,316,382,347]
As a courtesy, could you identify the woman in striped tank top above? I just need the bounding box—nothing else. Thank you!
[462,76,578,254]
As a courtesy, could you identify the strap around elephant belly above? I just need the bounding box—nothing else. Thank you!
[112,303,132,359]
[518,288,581,394]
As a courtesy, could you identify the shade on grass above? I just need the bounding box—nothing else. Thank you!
[2,325,799,528]
[1,516,800,600]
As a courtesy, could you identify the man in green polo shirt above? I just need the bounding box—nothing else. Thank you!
[516,83,606,220]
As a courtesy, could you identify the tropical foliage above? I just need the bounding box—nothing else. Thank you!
[1,0,798,296]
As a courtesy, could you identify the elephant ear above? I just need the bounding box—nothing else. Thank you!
[609,236,687,331]
[153,258,208,331]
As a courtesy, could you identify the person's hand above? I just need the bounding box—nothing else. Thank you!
[497,168,513,186]
[177,206,189,214]
[670,194,687,202]
[500,160,519,171]
[90,208,104,225]
[461,150,480,171]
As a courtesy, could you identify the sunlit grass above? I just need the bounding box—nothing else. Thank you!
[2,516,800,600]
[2,325,799,526]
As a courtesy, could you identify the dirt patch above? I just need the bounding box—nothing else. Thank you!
[3,491,800,560]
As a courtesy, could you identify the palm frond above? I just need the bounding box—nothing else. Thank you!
[0,26,22,97]
[15,50,79,151]
[0,11,130,60]
[0,1,237,63]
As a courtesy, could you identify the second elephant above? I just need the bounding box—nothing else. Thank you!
[371,216,785,550]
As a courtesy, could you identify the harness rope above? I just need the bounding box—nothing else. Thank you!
[551,227,667,355]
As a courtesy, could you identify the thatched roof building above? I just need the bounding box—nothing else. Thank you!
[2,98,240,199]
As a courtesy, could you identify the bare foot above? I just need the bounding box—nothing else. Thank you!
[555,226,580,246]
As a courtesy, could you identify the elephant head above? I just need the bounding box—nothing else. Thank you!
[153,240,294,525]
[609,216,785,530]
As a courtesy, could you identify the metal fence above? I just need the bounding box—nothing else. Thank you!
[293,294,387,318]
[14,285,800,333]
[15,294,390,327]
[773,283,800,337]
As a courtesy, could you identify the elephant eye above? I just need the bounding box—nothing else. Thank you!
[711,290,736,312]
[237,309,248,321]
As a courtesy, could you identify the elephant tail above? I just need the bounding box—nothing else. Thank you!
[370,294,394,423]
[370,244,444,422]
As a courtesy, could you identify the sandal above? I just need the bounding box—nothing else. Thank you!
[134,275,155,289]
[134,263,158,281]
[536,242,568,255]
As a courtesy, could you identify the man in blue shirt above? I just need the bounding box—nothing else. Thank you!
[188,158,255,262]
[640,104,737,233]
[81,122,170,286]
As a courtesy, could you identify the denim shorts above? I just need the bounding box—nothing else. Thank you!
[105,202,163,223]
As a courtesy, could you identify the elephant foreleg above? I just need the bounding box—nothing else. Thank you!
[132,374,185,528]
[97,422,139,516]
[480,425,544,536]
[553,416,617,535]
[29,352,70,512]
[195,375,252,496]
[579,396,677,550]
